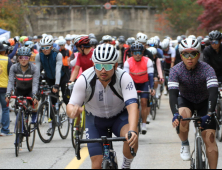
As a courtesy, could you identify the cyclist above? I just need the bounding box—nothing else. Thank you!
[69,36,94,82]
[147,47,164,98]
[161,39,176,95]
[136,33,154,60]
[89,38,98,49]
[65,34,73,51]
[174,36,183,65]
[123,37,135,63]
[67,44,138,169]
[117,37,126,68]
[124,42,155,134]
[169,38,218,169]
[58,38,72,78]
[5,47,39,125]
[203,30,222,82]
[102,35,112,44]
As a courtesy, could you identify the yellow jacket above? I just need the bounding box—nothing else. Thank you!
[0,55,9,88]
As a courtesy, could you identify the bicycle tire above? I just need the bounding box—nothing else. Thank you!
[58,102,70,139]
[37,101,55,143]
[102,160,111,169]
[217,100,222,142]
[15,110,22,157]
[152,98,157,120]
[157,97,161,109]
[71,113,85,149]
[196,138,204,169]
[26,113,36,152]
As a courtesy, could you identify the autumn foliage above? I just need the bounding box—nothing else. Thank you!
[197,0,222,31]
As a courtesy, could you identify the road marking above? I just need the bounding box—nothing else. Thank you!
[65,147,89,169]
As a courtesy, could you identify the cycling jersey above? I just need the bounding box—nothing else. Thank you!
[168,61,218,114]
[163,47,176,64]
[69,68,138,118]
[59,49,72,66]
[76,48,94,72]
[203,45,222,77]
[35,49,64,85]
[123,48,131,63]
[7,63,40,95]
[124,57,154,88]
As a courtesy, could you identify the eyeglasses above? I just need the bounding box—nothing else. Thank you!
[181,51,200,59]
[95,64,114,71]
[149,44,155,47]
[133,51,142,55]
[18,56,30,60]
[41,46,51,50]
[210,40,219,45]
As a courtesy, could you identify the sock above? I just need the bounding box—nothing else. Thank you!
[182,139,190,146]
[142,123,146,128]
[122,155,133,169]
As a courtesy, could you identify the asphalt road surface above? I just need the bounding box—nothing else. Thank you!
[0,95,222,169]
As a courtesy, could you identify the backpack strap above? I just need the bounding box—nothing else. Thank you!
[87,74,97,102]
[109,73,124,101]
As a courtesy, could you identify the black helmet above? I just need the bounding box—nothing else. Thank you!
[127,38,135,45]
[119,35,125,39]
[209,30,222,40]
[131,42,144,52]
[90,38,98,46]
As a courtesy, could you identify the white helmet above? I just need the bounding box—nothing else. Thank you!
[161,39,170,49]
[42,34,48,38]
[154,36,160,41]
[54,40,59,45]
[188,35,196,40]
[102,35,112,41]
[65,34,72,41]
[177,36,183,43]
[147,38,158,46]
[147,47,157,56]
[58,39,66,46]
[179,38,201,53]
[40,35,54,46]
[92,44,119,64]
[72,34,77,40]
[137,33,148,43]
[59,36,64,40]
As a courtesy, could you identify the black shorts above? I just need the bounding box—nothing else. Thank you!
[16,88,33,105]
[178,96,216,130]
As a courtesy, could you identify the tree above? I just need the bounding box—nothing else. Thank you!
[197,0,222,31]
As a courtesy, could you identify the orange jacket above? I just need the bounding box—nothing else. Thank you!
[128,56,149,84]
[60,49,72,66]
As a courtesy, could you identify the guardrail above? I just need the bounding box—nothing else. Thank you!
[27,5,156,10]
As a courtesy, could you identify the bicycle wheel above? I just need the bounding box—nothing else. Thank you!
[58,102,70,139]
[216,101,222,141]
[102,160,111,169]
[196,138,204,169]
[37,101,55,143]
[15,110,22,157]
[152,98,157,120]
[26,113,36,152]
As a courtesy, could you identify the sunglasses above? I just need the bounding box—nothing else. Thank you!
[181,52,199,59]
[95,64,114,71]
[210,40,219,45]
[41,46,51,50]
[18,56,30,60]
[149,44,155,47]
[133,51,143,55]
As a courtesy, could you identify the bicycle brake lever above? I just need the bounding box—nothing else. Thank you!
[128,132,136,157]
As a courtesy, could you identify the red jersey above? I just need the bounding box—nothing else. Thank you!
[76,48,94,72]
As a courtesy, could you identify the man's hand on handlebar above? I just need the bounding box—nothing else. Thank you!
[172,113,183,128]
[125,131,138,148]
[150,89,156,96]
[52,84,59,93]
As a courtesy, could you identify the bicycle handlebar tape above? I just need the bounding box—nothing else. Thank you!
[128,132,136,157]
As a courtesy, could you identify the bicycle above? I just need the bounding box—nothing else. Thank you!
[10,96,37,157]
[137,91,150,134]
[66,82,86,149]
[37,85,70,143]
[176,112,220,169]
[149,95,158,120]
[216,83,222,141]
[75,128,136,169]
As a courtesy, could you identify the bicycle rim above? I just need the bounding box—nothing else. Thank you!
[26,114,36,152]
[58,102,70,139]
[196,138,204,169]
[37,102,55,143]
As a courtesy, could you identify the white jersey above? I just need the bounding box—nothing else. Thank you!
[69,72,138,118]
[65,44,72,51]
[163,47,176,64]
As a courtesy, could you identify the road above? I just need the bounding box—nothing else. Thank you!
[0,95,222,169]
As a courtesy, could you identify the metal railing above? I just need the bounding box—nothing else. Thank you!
[27,5,156,10]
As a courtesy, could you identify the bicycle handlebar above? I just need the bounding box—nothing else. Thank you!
[11,96,34,109]
[75,130,136,160]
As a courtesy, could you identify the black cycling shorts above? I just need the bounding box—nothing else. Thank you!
[16,88,33,105]
[178,96,216,131]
